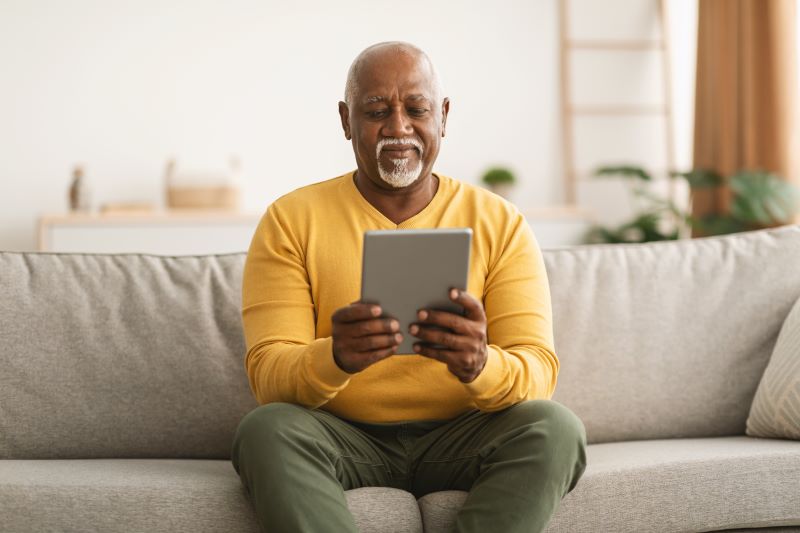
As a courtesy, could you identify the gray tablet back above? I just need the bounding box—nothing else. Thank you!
[360,228,472,354]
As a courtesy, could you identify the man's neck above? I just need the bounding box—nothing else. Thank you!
[353,170,439,225]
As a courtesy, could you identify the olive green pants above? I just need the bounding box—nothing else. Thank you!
[232,400,587,533]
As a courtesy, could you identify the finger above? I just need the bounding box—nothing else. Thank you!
[414,309,469,334]
[448,288,486,321]
[415,344,483,383]
[339,318,400,338]
[366,345,399,364]
[413,342,454,362]
[332,303,382,323]
[409,324,469,351]
[341,344,399,372]
[352,333,403,353]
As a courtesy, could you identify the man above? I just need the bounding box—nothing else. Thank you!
[233,42,586,532]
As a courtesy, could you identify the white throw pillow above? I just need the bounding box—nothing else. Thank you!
[747,295,800,440]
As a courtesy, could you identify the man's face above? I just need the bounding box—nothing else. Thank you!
[339,50,449,189]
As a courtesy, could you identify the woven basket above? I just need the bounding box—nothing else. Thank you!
[166,186,239,210]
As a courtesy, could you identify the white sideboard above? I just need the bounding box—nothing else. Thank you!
[523,206,593,249]
[38,211,262,255]
[38,207,593,255]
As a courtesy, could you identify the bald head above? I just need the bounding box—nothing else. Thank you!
[337,41,450,191]
[344,42,444,107]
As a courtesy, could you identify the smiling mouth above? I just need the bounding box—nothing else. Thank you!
[380,146,419,157]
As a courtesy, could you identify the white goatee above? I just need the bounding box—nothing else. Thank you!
[376,137,424,188]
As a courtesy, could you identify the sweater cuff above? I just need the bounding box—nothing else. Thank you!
[308,337,352,390]
[463,345,504,400]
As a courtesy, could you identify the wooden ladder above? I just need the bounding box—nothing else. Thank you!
[558,0,676,206]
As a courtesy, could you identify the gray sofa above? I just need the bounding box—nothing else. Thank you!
[2,225,800,533]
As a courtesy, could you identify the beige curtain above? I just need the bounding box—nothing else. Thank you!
[693,0,798,224]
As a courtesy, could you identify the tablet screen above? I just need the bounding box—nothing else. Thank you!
[360,228,472,355]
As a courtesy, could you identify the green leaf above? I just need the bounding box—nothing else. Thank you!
[763,195,790,222]
[670,169,723,188]
[595,165,652,181]
[696,215,747,236]
[481,167,516,185]
[729,171,800,225]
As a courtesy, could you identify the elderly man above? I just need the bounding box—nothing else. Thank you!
[233,42,586,532]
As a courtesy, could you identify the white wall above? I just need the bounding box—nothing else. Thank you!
[0,0,697,251]
[0,0,564,251]
[568,0,697,225]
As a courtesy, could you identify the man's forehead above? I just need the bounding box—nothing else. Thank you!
[344,42,442,106]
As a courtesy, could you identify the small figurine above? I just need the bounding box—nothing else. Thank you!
[68,165,91,212]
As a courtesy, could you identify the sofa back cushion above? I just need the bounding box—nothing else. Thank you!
[4,226,800,457]
[0,252,257,459]
[545,225,800,443]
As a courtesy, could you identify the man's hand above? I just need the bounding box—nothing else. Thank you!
[409,289,488,383]
[331,303,402,374]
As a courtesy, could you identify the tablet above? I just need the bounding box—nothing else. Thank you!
[360,228,472,355]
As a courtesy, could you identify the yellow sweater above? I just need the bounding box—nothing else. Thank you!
[242,172,558,423]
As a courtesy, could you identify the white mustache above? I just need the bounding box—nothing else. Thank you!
[376,137,423,157]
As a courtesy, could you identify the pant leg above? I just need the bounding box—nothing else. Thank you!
[231,402,403,533]
[410,400,587,533]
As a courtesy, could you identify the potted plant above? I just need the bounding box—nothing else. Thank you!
[584,166,683,244]
[584,165,799,244]
[671,169,799,236]
[481,167,516,199]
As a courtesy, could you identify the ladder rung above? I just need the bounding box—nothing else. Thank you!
[570,105,668,115]
[567,40,664,50]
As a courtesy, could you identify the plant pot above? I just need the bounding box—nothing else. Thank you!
[487,183,514,199]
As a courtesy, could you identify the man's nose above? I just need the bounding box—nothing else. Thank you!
[381,108,414,138]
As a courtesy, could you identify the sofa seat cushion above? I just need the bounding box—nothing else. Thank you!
[0,459,423,533]
[2,442,798,533]
[345,488,423,533]
[417,437,800,533]
[0,459,261,533]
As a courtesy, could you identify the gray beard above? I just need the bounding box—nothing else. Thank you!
[377,157,423,188]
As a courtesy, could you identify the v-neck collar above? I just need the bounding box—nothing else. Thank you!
[344,170,448,229]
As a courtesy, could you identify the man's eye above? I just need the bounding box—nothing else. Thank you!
[366,110,387,118]
[408,108,427,116]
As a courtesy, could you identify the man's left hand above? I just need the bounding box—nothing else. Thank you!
[409,289,488,383]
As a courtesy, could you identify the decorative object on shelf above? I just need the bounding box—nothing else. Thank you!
[585,165,800,244]
[480,167,516,199]
[100,202,156,215]
[164,155,242,210]
[68,165,91,212]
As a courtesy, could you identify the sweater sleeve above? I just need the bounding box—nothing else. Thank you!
[241,203,352,407]
[462,212,559,410]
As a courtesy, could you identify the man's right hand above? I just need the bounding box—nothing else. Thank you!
[331,303,402,374]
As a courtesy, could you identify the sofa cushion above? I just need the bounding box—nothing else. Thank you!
[544,226,800,443]
[747,292,800,440]
[0,459,424,533]
[0,459,261,533]
[0,252,257,459]
[416,436,800,533]
[5,226,800,458]
[345,488,423,533]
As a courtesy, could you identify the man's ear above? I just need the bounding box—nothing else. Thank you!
[440,97,450,138]
[338,101,352,140]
